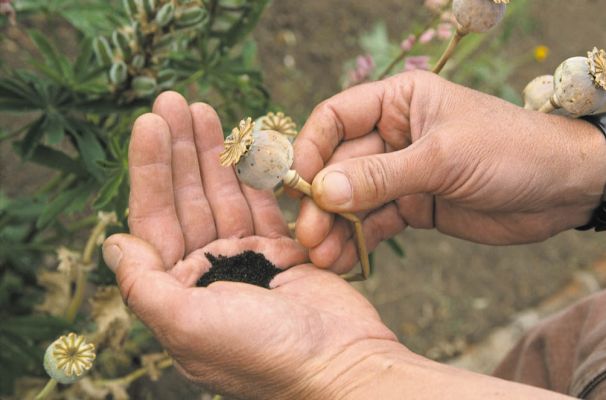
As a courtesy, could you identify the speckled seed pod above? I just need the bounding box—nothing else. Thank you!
[452,0,506,34]
[220,118,294,190]
[235,130,293,190]
[523,75,554,111]
[43,333,96,384]
[553,56,606,117]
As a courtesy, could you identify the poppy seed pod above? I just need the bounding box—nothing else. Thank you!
[452,0,507,34]
[523,75,554,111]
[551,53,606,117]
[43,333,96,384]
[220,118,294,190]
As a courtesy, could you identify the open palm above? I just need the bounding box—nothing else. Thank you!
[103,92,397,398]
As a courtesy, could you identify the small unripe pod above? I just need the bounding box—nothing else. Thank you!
[452,0,506,34]
[123,0,139,20]
[112,30,132,59]
[142,0,156,19]
[553,56,606,117]
[132,76,157,97]
[93,36,113,66]
[175,7,208,29]
[43,333,96,384]
[157,69,177,88]
[110,61,128,85]
[220,118,294,190]
[130,53,146,70]
[155,3,175,27]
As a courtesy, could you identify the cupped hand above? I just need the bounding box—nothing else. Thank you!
[103,92,398,399]
[294,70,606,273]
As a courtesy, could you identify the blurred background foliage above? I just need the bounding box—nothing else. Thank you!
[0,0,272,397]
[0,0,574,398]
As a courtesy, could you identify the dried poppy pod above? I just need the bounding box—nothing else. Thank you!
[43,333,96,384]
[220,118,293,190]
[523,75,571,116]
[220,118,370,281]
[433,0,507,74]
[523,75,554,111]
[452,0,507,34]
[540,48,606,117]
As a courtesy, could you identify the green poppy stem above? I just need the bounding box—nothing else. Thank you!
[34,378,58,400]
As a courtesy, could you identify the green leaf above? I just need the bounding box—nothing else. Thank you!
[44,112,65,144]
[13,117,46,159]
[385,237,406,259]
[36,182,94,228]
[28,145,83,175]
[94,170,125,209]
[28,30,73,82]
[0,315,70,340]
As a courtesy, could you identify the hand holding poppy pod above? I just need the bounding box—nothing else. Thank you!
[219,116,371,281]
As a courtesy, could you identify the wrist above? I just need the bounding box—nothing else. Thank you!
[546,115,606,229]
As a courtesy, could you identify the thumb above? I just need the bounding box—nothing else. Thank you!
[102,234,184,327]
[311,141,437,213]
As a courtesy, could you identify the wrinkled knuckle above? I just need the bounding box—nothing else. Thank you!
[356,158,390,203]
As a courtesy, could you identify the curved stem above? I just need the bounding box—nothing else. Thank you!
[377,13,443,80]
[539,95,560,113]
[432,28,467,74]
[34,378,58,400]
[282,170,370,280]
[64,215,114,323]
[95,357,173,387]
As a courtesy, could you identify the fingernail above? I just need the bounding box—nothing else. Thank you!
[102,244,122,272]
[320,171,352,206]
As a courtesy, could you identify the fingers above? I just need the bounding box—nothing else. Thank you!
[241,185,289,238]
[330,203,407,274]
[190,103,254,238]
[153,92,215,253]
[103,234,185,330]
[311,135,440,213]
[128,113,184,268]
[293,80,389,183]
[295,198,334,248]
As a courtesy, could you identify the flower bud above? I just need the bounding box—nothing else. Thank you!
[220,118,294,190]
[123,0,139,20]
[110,61,128,85]
[130,53,146,70]
[175,6,208,29]
[92,36,113,66]
[452,0,507,34]
[552,55,606,117]
[155,3,175,27]
[132,76,157,97]
[44,333,96,384]
[142,0,156,19]
[112,30,132,59]
[157,69,177,88]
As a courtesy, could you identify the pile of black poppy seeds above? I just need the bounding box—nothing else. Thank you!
[196,251,282,289]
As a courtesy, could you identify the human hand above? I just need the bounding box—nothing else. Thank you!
[294,70,606,273]
[102,92,398,398]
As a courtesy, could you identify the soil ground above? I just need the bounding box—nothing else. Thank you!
[2,0,606,397]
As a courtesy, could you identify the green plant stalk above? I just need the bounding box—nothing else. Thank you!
[377,13,442,80]
[64,215,112,322]
[34,378,58,400]
[95,357,173,387]
[432,28,467,74]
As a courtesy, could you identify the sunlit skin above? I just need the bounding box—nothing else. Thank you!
[103,70,605,398]
[294,70,606,274]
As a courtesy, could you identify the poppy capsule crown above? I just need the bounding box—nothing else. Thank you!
[220,118,294,190]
